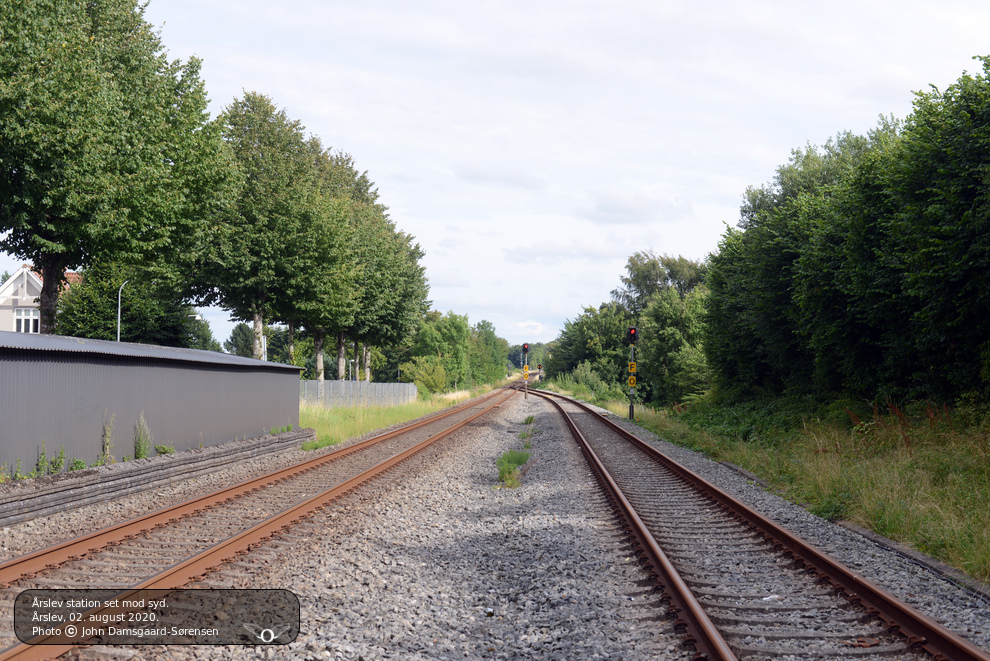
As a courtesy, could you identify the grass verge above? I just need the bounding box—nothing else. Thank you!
[298,376,519,451]
[300,396,472,451]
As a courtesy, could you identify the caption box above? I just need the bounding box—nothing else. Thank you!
[14,589,299,646]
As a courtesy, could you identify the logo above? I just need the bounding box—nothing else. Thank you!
[243,623,293,644]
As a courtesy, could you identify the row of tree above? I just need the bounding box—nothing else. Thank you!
[1,0,432,381]
[707,57,990,402]
[548,56,990,405]
[221,311,510,393]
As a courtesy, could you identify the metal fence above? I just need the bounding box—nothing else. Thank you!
[0,331,301,473]
[299,380,418,409]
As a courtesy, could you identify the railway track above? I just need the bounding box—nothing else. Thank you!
[0,386,518,661]
[531,388,990,661]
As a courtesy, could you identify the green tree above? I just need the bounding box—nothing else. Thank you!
[204,92,319,359]
[317,151,430,383]
[886,57,990,397]
[468,320,510,385]
[55,260,215,348]
[401,311,471,391]
[271,140,369,378]
[705,123,897,397]
[224,323,254,358]
[546,303,631,386]
[0,0,238,332]
[638,286,711,403]
[185,317,222,353]
[611,251,707,313]
[339,203,429,381]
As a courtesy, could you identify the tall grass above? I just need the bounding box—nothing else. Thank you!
[300,396,469,451]
[599,398,990,584]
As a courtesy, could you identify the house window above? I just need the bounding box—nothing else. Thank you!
[14,309,40,333]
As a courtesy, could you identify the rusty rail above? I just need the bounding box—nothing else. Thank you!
[0,387,516,661]
[0,387,509,588]
[531,389,736,661]
[533,388,990,661]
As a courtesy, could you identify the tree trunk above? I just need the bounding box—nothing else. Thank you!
[352,340,359,381]
[288,321,295,364]
[38,256,66,335]
[362,343,370,381]
[337,331,346,380]
[252,308,264,360]
[314,327,325,382]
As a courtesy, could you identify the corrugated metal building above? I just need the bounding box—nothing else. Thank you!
[0,331,300,473]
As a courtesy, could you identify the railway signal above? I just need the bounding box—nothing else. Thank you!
[626,328,638,420]
[522,343,530,399]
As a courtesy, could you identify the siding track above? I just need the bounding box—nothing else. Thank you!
[0,386,518,661]
[531,388,990,661]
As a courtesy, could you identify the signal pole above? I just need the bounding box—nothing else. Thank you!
[523,343,529,399]
[627,327,637,421]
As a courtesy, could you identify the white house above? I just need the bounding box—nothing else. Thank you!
[0,265,81,333]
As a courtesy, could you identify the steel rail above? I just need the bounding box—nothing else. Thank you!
[0,387,510,589]
[533,388,990,661]
[0,388,517,661]
[530,389,736,661]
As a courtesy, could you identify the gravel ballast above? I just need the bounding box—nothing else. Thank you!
[168,392,688,660]
[3,389,985,660]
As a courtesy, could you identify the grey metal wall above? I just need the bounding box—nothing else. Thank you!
[0,332,300,474]
[299,380,418,409]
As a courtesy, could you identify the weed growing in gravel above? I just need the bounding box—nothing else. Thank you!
[50,446,66,474]
[69,458,87,471]
[134,412,153,459]
[34,440,49,477]
[98,412,116,466]
[155,444,176,455]
[497,449,530,488]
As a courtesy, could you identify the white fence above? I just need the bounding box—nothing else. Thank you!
[299,380,418,409]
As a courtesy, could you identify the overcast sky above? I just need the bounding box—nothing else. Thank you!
[4,0,990,346]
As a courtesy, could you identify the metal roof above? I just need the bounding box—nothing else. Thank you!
[0,330,300,371]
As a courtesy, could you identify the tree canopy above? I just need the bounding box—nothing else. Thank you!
[0,0,238,331]
[704,57,990,401]
[56,260,220,349]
